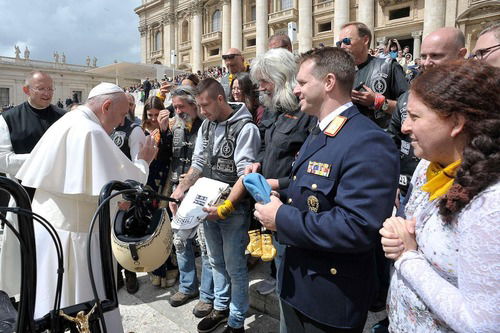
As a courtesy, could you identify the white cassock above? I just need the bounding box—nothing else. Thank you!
[16,106,148,333]
[0,115,30,298]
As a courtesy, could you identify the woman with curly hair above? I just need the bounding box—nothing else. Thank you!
[380,60,500,332]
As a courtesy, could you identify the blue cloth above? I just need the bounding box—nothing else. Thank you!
[243,173,271,204]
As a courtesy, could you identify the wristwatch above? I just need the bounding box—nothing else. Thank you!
[381,99,389,112]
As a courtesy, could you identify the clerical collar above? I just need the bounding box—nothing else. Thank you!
[319,102,353,131]
[27,99,51,111]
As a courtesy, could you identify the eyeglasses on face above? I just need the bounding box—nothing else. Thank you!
[222,54,241,60]
[30,87,55,93]
[336,37,351,47]
[470,43,500,60]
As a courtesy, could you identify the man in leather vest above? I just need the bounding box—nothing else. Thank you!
[338,22,408,128]
[111,93,145,162]
[165,86,215,320]
[169,78,260,333]
[110,92,146,294]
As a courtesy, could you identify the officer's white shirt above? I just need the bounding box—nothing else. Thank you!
[318,102,354,131]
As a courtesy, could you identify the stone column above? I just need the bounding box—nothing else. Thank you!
[256,0,268,56]
[334,0,350,43]
[191,3,203,73]
[139,25,147,63]
[445,0,457,27]
[358,0,374,48]
[221,0,231,66]
[423,0,445,38]
[163,13,175,66]
[298,0,312,53]
[231,0,242,49]
[147,27,153,63]
[162,19,172,66]
[412,30,423,58]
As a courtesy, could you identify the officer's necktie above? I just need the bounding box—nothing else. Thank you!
[304,124,321,151]
[311,124,321,136]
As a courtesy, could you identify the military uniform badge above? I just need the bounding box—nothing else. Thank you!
[307,195,320,212]
[307,161,331,177]
[324,116,347,137]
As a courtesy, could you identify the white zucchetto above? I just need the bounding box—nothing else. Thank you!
[88,82,123,99]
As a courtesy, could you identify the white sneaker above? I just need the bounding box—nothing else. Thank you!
[256,277,276,296]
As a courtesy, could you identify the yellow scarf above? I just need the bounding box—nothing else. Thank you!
[422,160,461,201]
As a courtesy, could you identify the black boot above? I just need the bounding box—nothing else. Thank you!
[124,270,139,294]
[197,309,229,333]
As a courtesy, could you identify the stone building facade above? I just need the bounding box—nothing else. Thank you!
[135,0,500,73]
[0,57,139,108]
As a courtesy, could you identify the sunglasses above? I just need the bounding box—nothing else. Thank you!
[222,54,241,60]
[336,37,351,47]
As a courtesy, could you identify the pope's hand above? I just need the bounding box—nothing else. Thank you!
[158,109,170,132]
[138,135,158,164]
[254,195,283,231]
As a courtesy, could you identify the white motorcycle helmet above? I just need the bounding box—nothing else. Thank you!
[111,200,173,273]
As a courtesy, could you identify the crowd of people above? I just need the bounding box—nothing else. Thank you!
[0,20,499,333]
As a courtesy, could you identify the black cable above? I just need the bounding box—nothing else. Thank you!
[0,208,65,329]
[86,186,180,333]
[0,212,34,332]
[86,188,136,333]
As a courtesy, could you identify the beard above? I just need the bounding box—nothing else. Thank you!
[173,113,194,132]
[259,91,274,110]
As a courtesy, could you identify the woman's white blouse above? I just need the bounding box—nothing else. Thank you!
[388,160,500,333]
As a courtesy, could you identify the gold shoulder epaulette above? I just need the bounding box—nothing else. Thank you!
[324,116,347,137]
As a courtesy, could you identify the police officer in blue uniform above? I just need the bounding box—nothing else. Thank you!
[254,47,399,333]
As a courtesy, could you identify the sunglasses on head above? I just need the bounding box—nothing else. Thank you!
[222,54,240,60]
[336,37,351,47]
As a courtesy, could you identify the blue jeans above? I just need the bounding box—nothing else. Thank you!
[176,228,214,303]
[203,202,250,329]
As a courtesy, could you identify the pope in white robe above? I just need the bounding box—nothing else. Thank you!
[15,83,157,332]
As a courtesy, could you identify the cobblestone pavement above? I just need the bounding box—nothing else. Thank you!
[119,262,386,333]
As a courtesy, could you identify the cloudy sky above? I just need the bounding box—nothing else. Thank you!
[0,0,143,66]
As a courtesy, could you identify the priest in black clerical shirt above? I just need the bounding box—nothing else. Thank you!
[0,70,65,199]
[0,70,65,297]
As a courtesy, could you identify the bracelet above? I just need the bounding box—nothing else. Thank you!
[373,94,386,111]
[216,200,235,219]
